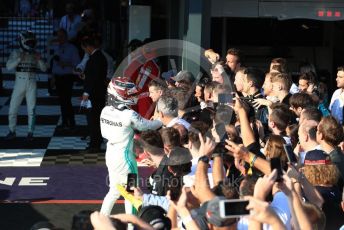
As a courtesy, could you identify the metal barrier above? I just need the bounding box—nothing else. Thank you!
[0,16,53,69]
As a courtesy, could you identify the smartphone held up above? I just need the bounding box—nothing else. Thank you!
[126,173,137,192]
[219,199,250,218]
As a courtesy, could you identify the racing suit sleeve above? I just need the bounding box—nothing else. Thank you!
[6,50,21,70]
[130,110,162,131]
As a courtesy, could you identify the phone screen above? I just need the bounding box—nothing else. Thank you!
[283,144,297,163]
[218,93,233,105]
[126,173,137,192]
[270,157,283,182]
[221,200,249,217]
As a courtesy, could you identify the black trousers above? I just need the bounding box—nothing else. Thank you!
[55,74,75,126]
[88,98,105,149]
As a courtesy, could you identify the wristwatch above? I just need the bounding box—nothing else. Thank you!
[198,155,209,164]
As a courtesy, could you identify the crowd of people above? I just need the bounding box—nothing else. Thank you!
[47,47,344,229]
[87,47,344,229]
[3,2,344,229]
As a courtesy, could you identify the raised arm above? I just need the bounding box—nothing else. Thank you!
[212,154,225,186]
[287,165,324,209]
[246,196,286,230]
[233,98,256,147]
[278,174,313,230]
[225,140,271,175]
[130,111,163,131]
[194,134,216,203]
[168,186,201,230]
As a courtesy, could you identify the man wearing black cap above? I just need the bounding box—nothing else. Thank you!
[137,205,171,229]
[171,70,195,87]
[163,146,193,203]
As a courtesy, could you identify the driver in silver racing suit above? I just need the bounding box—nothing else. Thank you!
[5,30,47,140]
[100,77,162,216]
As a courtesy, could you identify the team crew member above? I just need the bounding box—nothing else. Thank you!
[6,30,47,140]
[81,35,107,152]
[51,28,80,129]
[100,77,162,216]
[124,40,160,119]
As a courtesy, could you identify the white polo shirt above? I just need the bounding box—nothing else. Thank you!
[329,88,344,124]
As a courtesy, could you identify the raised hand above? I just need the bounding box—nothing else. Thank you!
[198,133,216,157]
[277,174,294,197]
[90,211,115,230]
[225,139,249,161]
[252,98,272,109]
[246,196,285,228]
[253,169,278,199]
[168,186,188,210]
[204,49,220,64]
[141,158,156,168]
[132,187,143,201]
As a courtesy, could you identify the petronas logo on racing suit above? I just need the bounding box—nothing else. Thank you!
[100,118,123,127]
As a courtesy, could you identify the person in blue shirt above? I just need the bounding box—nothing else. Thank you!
[51,28,80,129]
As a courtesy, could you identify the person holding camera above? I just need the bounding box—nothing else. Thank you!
[51,28,80,130]
[5,30,47,140]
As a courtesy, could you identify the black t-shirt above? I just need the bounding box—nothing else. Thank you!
[150,155,173,196]
[181,105,215,127]
[281,93,292,107]
[316,186,344,230]
[329,148,344,180]
[281,93,298,124]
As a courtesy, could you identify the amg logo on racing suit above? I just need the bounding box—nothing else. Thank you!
[100,118,122,127]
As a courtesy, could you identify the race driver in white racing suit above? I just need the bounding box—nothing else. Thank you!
[100,77,162,215]
[5,30,47,140]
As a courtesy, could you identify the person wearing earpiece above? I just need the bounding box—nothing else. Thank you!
[5,30,47,141]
